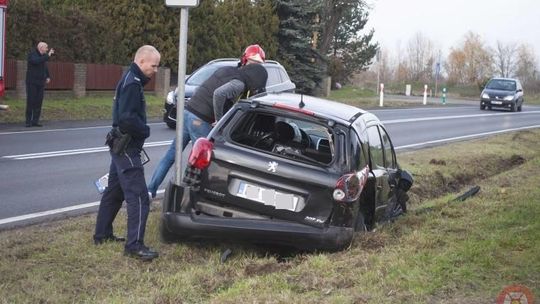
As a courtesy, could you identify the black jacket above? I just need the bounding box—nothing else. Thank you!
[26,48,50,86]
[186,64,268,123]
[112,63,150,150]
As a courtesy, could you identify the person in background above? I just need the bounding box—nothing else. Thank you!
[147,44,267,198]
[93,45,161,261]
[25,41,54,127]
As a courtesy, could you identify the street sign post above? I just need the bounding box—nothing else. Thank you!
[0,0,8,98]
[165,1,200,186]
[165,0,199,7]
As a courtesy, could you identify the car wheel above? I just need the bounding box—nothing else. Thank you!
[480,104,486,110]
[517,103,522,112]
[487,106,492,110]
[166,121,176,129]
[354,210,367,232]
[510,103,516,112]
[159,220,177,243]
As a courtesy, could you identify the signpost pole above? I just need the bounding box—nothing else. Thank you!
[173,7,189,186]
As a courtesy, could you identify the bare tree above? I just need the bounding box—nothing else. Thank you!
[446,32,494,87]
[494,41,517,78]
[377,47,394,83]
[445,48,467,85]
[405,32,435,82]
[514,44,539,86]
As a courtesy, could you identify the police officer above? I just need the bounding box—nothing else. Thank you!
[25,42,54,127]
[94,45,160,261]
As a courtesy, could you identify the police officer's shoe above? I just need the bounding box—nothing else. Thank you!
[94,235,126,245]
[124,246,159,261]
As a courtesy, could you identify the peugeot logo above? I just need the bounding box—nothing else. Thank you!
[267,161,278,173]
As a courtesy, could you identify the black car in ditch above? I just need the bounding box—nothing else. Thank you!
[480,77,524,112]
[160,92,413,251]
[163,58,296,129]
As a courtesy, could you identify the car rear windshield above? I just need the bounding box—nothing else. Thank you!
[486,79,516,91]
[229,111,335,165]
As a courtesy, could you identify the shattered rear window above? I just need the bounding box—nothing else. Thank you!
[229,111,335,165]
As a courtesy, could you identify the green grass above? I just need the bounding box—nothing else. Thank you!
[0,94,164,124]
[1,130,539,303]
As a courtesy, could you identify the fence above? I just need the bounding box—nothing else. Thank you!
[4,59,168,99]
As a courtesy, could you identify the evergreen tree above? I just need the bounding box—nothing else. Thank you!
[273,0,325,94]
[6,0,279,73]
[319,0,378,86]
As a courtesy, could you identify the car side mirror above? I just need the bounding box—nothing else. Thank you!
[517,89,522,92]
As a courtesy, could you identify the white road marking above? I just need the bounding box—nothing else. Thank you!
[395,125,540,150]
[3,140,172,160]
[0,122,165,136]
[0,190,165,226]
[383,110,540,124]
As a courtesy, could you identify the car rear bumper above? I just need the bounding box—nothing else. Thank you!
[161,211,354,251]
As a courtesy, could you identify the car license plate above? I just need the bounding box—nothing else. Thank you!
[491,100,502,105]
[237,181,298,211]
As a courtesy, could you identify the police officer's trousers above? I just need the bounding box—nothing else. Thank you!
[94,148,150,251]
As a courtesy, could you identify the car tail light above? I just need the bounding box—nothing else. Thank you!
[188,138,214,169]
[273,103,315,116]
[333,165,369,203]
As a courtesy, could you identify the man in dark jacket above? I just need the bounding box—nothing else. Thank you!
[94,45,161,261]
[147,58,268,198]
[25,42,54,127]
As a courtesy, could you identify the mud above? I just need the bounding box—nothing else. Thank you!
[409,154,527,202]
[243,261,292,276]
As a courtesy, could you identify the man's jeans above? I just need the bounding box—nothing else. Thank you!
[147,110,212,197]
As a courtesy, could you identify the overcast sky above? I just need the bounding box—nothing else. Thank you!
[365,0,540,63]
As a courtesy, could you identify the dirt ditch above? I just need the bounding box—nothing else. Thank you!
[409,154,526,203]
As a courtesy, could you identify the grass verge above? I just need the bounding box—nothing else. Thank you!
[0,130,538,303]
[0,94,164,124]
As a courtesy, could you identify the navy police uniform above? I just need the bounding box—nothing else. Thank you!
[94,62,151,252]
[25,47,50,126]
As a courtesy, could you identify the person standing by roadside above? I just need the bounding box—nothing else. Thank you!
[25,42,54,127]
[93,45,161,261]
[147,44,267,198]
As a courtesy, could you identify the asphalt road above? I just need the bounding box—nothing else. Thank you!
[1,100,539,229]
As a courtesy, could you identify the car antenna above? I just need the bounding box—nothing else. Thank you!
[299,93,305,108]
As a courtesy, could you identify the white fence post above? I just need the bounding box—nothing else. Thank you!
[423,84,428,105]
[379,83,384,107]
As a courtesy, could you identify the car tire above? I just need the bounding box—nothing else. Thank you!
[159,220,177,243]
[510,103,516,112]
[517,103,522,112]
[480,104,486,110]
[166,121,176,129]
[354,210,367,232]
